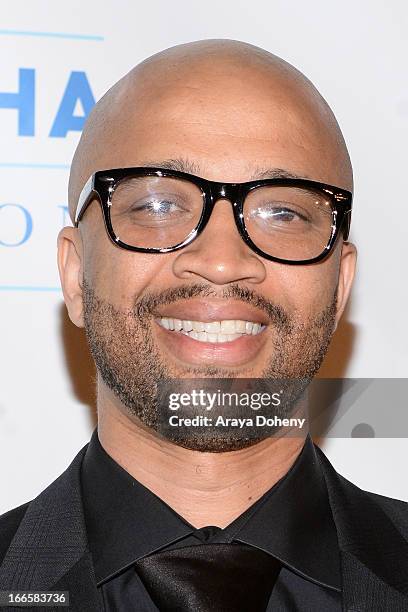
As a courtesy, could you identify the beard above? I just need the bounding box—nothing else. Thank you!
[82,279,337,452]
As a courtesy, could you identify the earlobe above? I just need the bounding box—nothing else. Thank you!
[335,241,357,327]
[57,227,85,328]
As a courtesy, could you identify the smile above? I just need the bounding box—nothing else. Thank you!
[156,317,266,343]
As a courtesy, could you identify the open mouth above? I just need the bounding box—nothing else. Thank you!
[156,317,266,343]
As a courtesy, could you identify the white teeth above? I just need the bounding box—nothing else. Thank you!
[204,321,221,333]
[227,333,241,341]
[157,317,265,342]
[192,321,205,332]
[220,320,236,334]
[235,320,246,333]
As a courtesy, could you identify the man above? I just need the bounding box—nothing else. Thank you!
[1,39,407,612]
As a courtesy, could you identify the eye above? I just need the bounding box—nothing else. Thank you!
[250,203,309,224]
[113,192,197,229]
[130,198,184,216]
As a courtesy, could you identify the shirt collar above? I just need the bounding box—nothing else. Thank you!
[81,428,340,591]
[229,436,341,591]
[81,429,194,584]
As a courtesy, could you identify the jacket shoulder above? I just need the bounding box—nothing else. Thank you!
[366,490,408,539]
[315,443,408,542]
[0,502,30,565]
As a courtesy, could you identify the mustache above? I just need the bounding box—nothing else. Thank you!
[134,283,293,333]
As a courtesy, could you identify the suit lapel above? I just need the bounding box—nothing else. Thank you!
[0,443,101,611]
[340,550,408,612]
[51,552,101,611]
[316,445,408,611]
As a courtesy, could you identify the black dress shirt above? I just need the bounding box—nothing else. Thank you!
[81,429,342,611]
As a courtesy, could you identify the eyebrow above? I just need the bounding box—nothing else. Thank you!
[142,157,309,181]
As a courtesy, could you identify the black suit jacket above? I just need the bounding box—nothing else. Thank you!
[1,442,408,612]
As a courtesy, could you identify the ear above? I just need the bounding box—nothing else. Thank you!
[334,240,357,330]
[57,227,84,327]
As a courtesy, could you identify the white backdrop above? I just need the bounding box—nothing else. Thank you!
[0,0,407,514]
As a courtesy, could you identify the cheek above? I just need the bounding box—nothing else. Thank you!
[83,234,175,308]
[265,250,341,319]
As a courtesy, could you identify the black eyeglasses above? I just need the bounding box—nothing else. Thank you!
[75,166,352,265]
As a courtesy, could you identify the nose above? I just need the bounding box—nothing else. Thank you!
[171,197,267,285]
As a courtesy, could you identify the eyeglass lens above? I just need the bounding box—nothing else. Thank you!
[109,176,334,260]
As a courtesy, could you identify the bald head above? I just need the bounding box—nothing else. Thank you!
[68,39,353,222]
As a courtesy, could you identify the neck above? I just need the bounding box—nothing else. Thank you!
[97,386,306,528]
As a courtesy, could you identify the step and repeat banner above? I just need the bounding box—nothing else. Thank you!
[1,0,407,513]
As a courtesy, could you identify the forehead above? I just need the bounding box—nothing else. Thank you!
[98,86,342,184]
[132,65,315,134]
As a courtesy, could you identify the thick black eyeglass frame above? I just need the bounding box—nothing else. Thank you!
[74,166,353,265]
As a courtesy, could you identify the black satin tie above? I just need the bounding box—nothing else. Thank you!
[134,543,282,611]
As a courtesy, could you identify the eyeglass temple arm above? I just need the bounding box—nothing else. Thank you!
[342,208,352,240]
[74,175,96,226]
